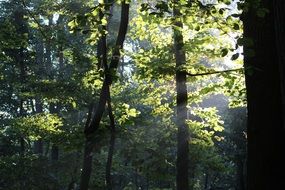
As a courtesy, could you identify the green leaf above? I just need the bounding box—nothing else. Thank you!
[128,108,138,117]
[233,23,239,30]
[231,14,240,18]
[221,48,228,57]
[231,53,239,60]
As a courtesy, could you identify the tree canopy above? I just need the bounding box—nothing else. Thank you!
[1,0,283,190]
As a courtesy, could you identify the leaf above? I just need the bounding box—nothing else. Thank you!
[221,48,228,57]
[213,126,223,132]
[233,23,239,30]
[231,14,240,18]
[195,25,201,31]
[101,17,108,26]
[237,37,254,47]
[72,101,77,108]
[128,108,138,117]
[231,53,239,60]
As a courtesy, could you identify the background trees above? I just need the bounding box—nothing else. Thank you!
[4,0,282,189]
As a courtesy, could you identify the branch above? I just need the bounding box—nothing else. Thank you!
[21,0,49,41]
[186,68,243,77]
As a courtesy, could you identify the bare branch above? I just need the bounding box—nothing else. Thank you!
[186,68,243,77]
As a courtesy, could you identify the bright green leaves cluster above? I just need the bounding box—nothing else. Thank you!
[11,113,63,141]
[68,3,111,45]
[115,103,141,125]
[82,66,104,94]
[223,70,246,107]
[133,77,174,118]
[188,107,224,147]
[132,47,175,80]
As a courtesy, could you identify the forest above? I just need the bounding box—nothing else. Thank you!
[0,0,284,189]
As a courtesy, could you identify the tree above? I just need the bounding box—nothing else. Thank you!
[242,0,285,189]
[78,1,130,189]
[0,0,248,189]
[173,0,190,189]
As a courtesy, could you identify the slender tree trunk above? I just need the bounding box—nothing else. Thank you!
[173,1,189,190]
[13,5,28,190]
[80,137,94,190]
[50,103,59,161]
[243,0,285,189]
[105,125,115,190]
[51,145,59,160]
[105,87,116,190]
[80,103,95,190]
[79,2,129,189]
[236,158,245,190]
[45,17,53,78]
[34,35,44,154]
[34,98,43,154]
[203,172,208,190]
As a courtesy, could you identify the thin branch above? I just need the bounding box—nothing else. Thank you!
[21,0,74,48]
[186,68,243,77]
[21,0,49,41]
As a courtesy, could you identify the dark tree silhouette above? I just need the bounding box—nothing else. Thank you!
[243,0,285,189]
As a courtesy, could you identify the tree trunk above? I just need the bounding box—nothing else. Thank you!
[13,5,28,190]
[79,2,129,189]
[34,97,44,154]
[236,158,245,190]
[34,35,44,154]
[243,0,285,189]
[51,145,59,161]
[105,88,116,190]
[173,1,189,190]
[273,1,285,127]
[80,134,94,190]
[105,123,115,190]
[50,103,59,161]
[45,17,53,78]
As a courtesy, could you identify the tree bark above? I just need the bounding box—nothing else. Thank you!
[273,1,285,127]
[173,1,189,190]
[243,0,285,189]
